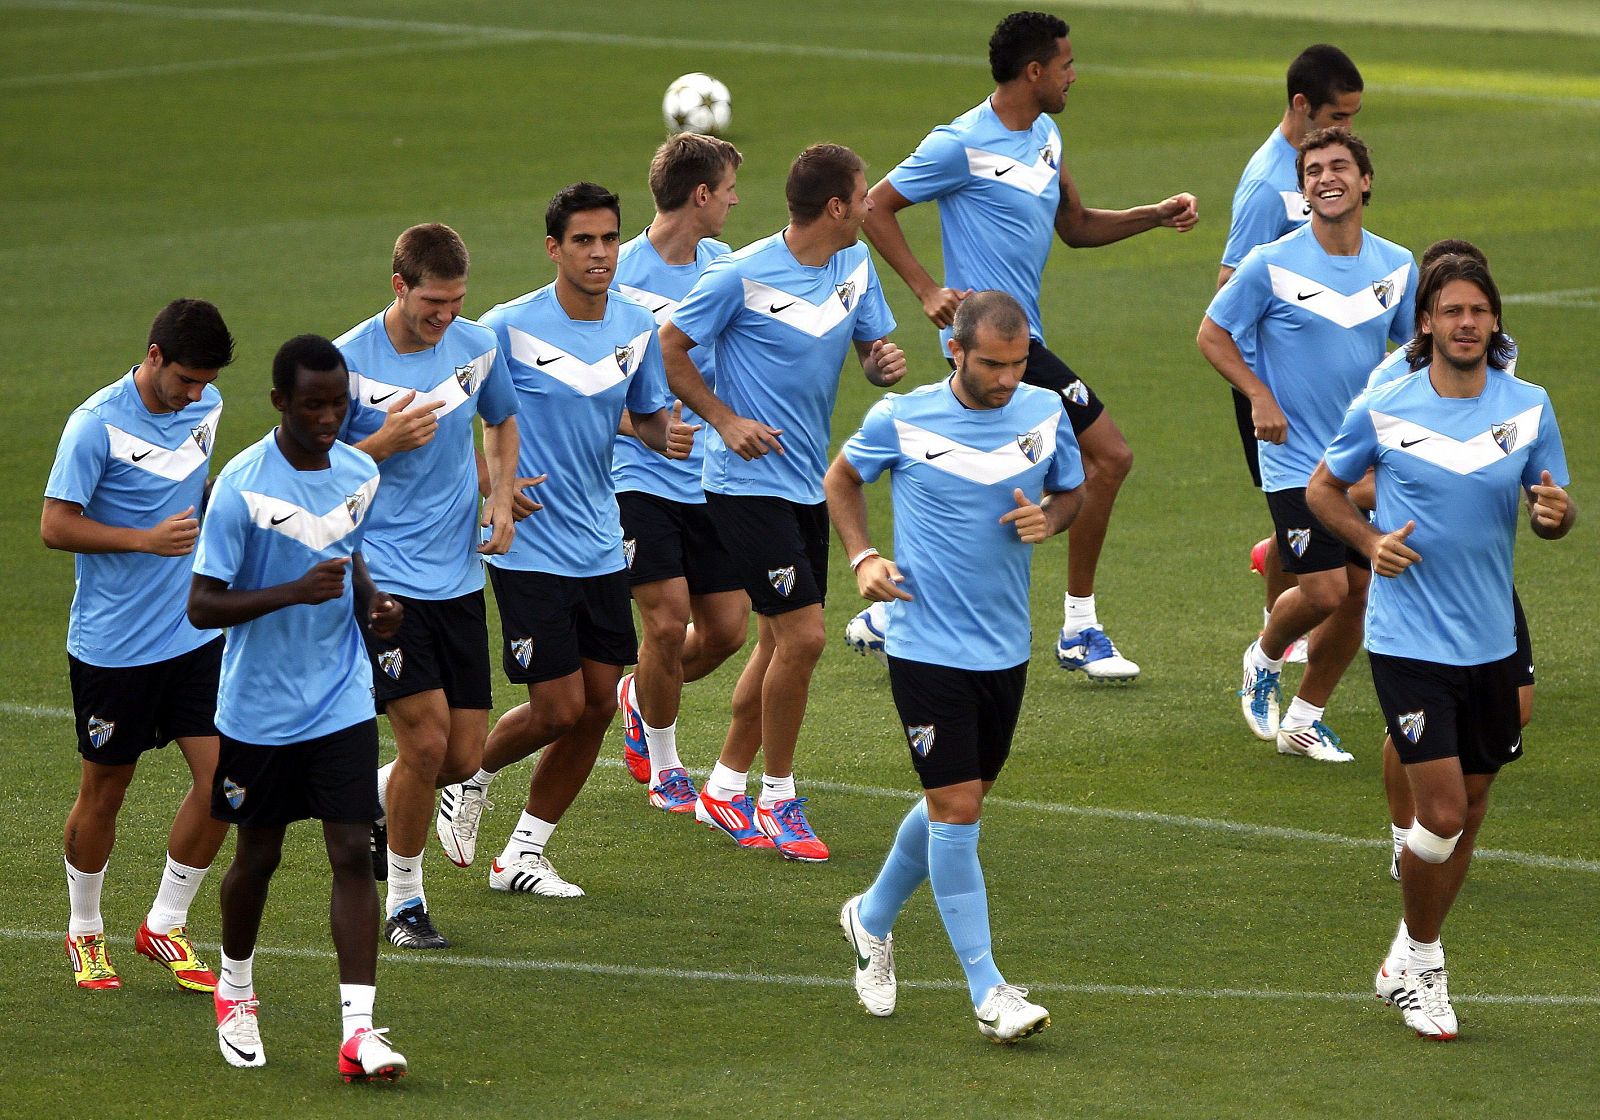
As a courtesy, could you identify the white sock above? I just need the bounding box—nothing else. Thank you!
[376,759,396,819]
[758,773,796,808]
[1249,639,1285,673]
[145,852,209,932]
[502,812,556,861]
[386,848,424,916]
[1391,823,1410,860]
[1065,593,1098,633]
[1262,606,1272,629]
[65,857,106,938]
[340,983,375,1041]
[644,719,684,784]
[218,951,255,1001]
[1282,696,1324,729]
[1384,918,1409,973]
[706,762,748,803]
[466,767,497,790]
[1406,934,1445,973]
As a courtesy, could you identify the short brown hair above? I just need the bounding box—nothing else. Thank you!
[951,290,1029,351]
[1296,126,1373,206]
[648,133,743,212]
[392,223,469,287]
[785,143,864,224]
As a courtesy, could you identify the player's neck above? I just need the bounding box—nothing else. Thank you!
[1427,353,1488,399]
[647,213,703,266]
[782,222,846,267]
[273,426,330,472]
[1310,212,1363,256]
[554,275,608,322]
[382,302,430,356]
[131,361,169,414]
[1277,108,1307,146]
[988,88,1042,132]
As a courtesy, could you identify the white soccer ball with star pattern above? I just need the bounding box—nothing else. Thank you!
[662,72,732,136]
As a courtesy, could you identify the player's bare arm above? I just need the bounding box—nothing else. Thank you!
[353,389,446,463]
[862,180,970,328]
[662,320,782,459]
[1527,470,1576,539]
[1053,161,1197,248]
[187,558,351,630]
[351,552,403,638]
[824,453,913,603]
[1306,461,1418,577]
[41,497,198,557]
[856,338,907,387]
[479,414,530,554]
[629,400,700,461]
[1197,317,1288,443]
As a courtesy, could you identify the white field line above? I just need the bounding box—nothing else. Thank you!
[1503,287,1600,308]
[6,700,1597,875]
[5,0,1599,110]
[6,927,1595,1006]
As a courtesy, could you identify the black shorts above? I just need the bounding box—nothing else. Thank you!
[1264,488,1366,574]
[1369,653,1523,775]
[212,719,381,826]
[949,340,1107,434]
[1511,587,1534,688]
[617,491,744,595]
[68,637,223,765]
[1232,387,1263,488]
[487,566,637,683]
[886,656,1028,789]
[704,493,828,617]
[363,590,492,711]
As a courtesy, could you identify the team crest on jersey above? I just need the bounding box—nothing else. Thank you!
[906,724,936,757]
[1287,528,1311,558]
[222,777,246,810]
[768,566,796,597]
[623,538,637,570]
[1371,278,1395,309]
[1398,710,1426,744]
[344,490,368,525]
[835,281,856,310]
[190,422,213,456]
[455,362,478,395]
[378,648,403,681]
[1039,145,1057,170]
[1016,429,1044,464]
[511,637,533,669]
[1063,379,1090,407]
[614,344,635,373]
[86,717,115,750]
[1491,421,1518,455]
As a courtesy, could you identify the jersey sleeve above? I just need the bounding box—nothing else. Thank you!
[666,257,742,349]
[1389,261,1418,348]
[192,475,249,585]
[1364,346,1414,392]
[1322,395,1379,484]
[626,328,671,415]
[840,397,901,484]
[885,127,968,204]
[1523,392,1570,489]
[475,345,517,425]
[852,258,898,342]
[336,366,368,444]
[1205,249,1272,341]
[1044,422,1085,494]
[1221,177,1292,269]
[44,409,110,506]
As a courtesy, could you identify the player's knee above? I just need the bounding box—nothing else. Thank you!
[231,842,281,880]
[779,621,827,663]
[1518,686,1534,728]
[701,623,747,666]
[1406,821,1462,864]
[642,613,689,657]
[1301,581,1346,615]
[1097,437,1133,484]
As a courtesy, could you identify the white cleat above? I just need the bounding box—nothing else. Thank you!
[1239,642,1281,740]
[339,1026,408,1082]
[975,983,1051,1044]
[488,853,585,898]
[844,603,890,666]
[436,782,491,868]
[1057,625,1140,681]
[1276,721,1353,763]
[839,895,896,1017]
[1285,634,1309,664]
[1399,968,1458,1040]
[215,994,266,1069]
[1374,960,1406,1005]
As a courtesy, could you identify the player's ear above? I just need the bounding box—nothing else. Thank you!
[545,235,561,263]
[391,273,406,300]
[269,387,288,415]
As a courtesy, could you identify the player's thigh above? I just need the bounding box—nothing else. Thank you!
[887,656,990,792]
[705,494,827,616]
[488,567,584,684]
[575,570,638,669]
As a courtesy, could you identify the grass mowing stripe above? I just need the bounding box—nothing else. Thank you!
[9,0,1600,109]
[10,928,1596,1006]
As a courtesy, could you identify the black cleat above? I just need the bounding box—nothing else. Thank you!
[370,817,388,882]
[384,902,451,950]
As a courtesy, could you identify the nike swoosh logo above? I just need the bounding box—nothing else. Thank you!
[1400,437,1428,448]
[924,449,954,460]
[977,1014,999,1026]
[966,951,990,965]
[847,928,870,971]
[270,513,296,525]
[131,450,152,462]
[1297,290,1323,301]
[650,303,671,314]
[369,391,397,404]
[535,356,560,366]
[222,1038,257,1062]
[173,871,188,880]
[769,302,795,314]
[993,166,1013,177]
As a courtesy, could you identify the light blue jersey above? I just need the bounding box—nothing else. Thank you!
[1367,335,1517,392]
[841,380,1084,670]
[481,285,670,577]
[611,230,728,504]
[1221,129,1310,371]
[194,433,380,744]
[670,233,895,504]
[887,99,1061,355]
[1206,223,1415,491]
[1325,367,1568,665]
[45,370,223,667]
[336,310,516,600]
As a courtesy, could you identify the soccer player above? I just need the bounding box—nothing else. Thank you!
[610,135,751,812]
[1308,254,1573,1039]
[438,182,694,898]
[1220,45,1363,662]
[334,223,527,950]
[42,299,234,993]
[661,143,905,861]
[190,335,408,1079]
[824,291,1084,1041]
[1199,127,1414,761]
[848,9,1197,682]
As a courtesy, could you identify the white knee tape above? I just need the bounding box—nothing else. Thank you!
[1406,822,1461,864]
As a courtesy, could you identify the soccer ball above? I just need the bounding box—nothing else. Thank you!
[662,72,732,136]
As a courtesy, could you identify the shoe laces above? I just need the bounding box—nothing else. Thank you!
[657,772,694,801]
[79,937,116,980]
[1242,666,1281,713]
[771,798,815,840]
[987,983,1033,1013]
[1307,721,1340,747]
[1080,626,1117,660]
[222,999,262,1044]
[454,787,491,836]
[1414,968,1451,1016]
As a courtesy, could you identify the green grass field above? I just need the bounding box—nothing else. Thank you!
[2,2,1597,1116]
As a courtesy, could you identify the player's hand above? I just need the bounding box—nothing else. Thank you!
[663,401,701,461]
[866,340,907,387]
[1155,192,1199,232]
[716,414,784,460]
[856,555,914,603]
[294,557,349,604]
[367,589,403,638]
[999,488,1050,543]
[1527,470,1570,532]
[477,480,522,556]
[1369,520,1421,578]
[1251,394,1288,445]
[145,506,199,556]
[509,475,546,522]
[377,390,445,455]
[920,287,972,329]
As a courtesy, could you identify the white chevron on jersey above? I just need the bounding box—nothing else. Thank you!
[893,410,1062,486]
[506,325,653,396]
[740,257,872,338]
[617,284,677,325]
[240,474,379,552]
[963,143,1059,197]
[1268,262,1411,329]
[1279,190,1311,222]
[103,402,224,482]
[350,350,496,423]
[1371,403,1543,475]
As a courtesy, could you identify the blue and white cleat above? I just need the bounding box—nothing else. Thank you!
[1057,625,1140,681]
[1239,641,1282,740]
[843,602,889,666]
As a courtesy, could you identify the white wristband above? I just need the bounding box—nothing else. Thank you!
[849,547,881,571]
